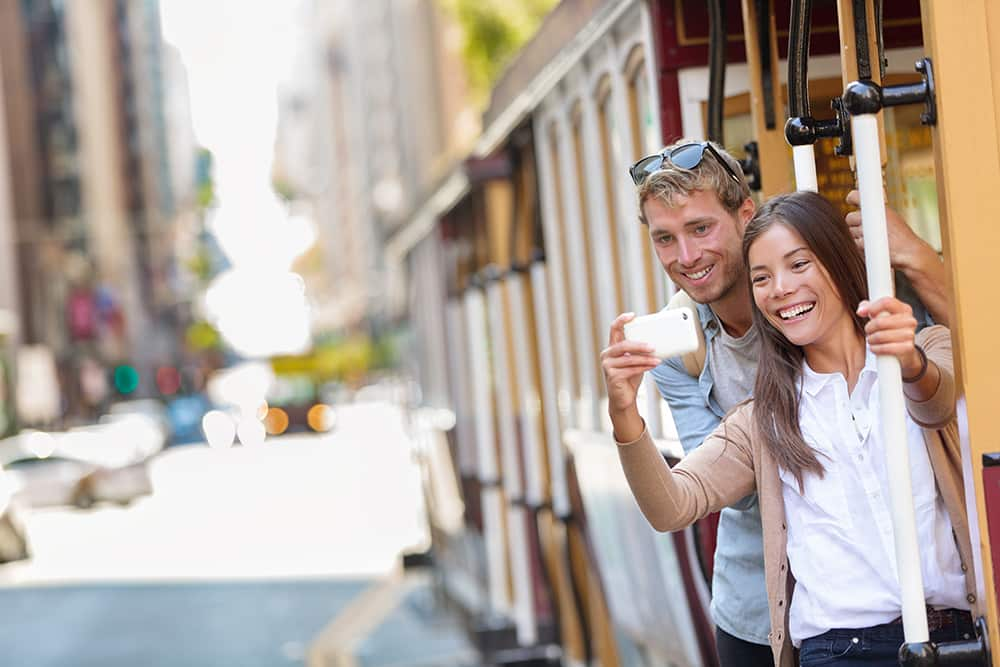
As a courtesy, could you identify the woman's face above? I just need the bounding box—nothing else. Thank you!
[748,222,850,348]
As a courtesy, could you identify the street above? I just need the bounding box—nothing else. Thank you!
[0,403,432,667]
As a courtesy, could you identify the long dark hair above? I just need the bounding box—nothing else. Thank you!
[742,191,869,489]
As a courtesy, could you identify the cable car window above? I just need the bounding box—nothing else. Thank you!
[884,104,940,252]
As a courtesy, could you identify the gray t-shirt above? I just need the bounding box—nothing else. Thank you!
[706,315,759,412]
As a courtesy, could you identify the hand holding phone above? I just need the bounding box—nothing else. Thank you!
[623,307,699,360]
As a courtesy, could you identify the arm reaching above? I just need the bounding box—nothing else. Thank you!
[845,190,950,326]
[616,405,757,532]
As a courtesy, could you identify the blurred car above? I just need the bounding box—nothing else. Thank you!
[0,469,28,563]
[0,405,165,511]
[261,400,336,437]
[104,399,171,445]
[4,456,152,509]
[166,393,213,445]
[262,374,336,437]
[0,508,28,563]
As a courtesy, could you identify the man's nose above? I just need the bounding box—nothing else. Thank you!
[676,238,700,266]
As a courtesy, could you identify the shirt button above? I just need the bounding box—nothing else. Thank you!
[780,563,787,572]
[781,523,787,531]
[961,563,968,572]
[968,593,977,604]
[776,631,783,641]
[778,600,784,607]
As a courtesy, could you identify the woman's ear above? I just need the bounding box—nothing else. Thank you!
[738,197,755,228]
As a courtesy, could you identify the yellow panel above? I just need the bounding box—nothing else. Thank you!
[740,0,793,197]
[921,0,1000,658]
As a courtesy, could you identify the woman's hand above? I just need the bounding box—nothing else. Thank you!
[857,297,923,377]
[601,313,661,441]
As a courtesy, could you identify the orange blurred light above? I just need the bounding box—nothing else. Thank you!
[264,407,289,435]
[256,400,269,421]
[307,404,336,432]
[156,366,181,395]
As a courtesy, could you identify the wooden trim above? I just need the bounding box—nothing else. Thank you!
[741,0,793,196]
[921,0,1000,657]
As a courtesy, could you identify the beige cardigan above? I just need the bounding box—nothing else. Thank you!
[617,326,980,667]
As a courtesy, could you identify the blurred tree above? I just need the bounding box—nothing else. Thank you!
[271,177,297,204]
[195,148,216,210]
[438,0,558,105]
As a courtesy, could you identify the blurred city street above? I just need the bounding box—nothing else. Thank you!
[0,403,446,667]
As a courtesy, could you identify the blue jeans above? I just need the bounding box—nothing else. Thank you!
[798,611,975,666]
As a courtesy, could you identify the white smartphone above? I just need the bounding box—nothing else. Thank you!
[623,307,699,360]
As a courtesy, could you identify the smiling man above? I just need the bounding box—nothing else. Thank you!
[600,139,948,666]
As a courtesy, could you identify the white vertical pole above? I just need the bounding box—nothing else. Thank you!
[486,278,537,646]
[445,299,476,479]
[852,113,929,643]
[507,272,545,508]
[792,144,819,193]
[533,114,578,430]
[530,262,572,519]
[464,286,512,618]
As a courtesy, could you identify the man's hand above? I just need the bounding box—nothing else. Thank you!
[601,313,661,442]
[845,190,950,326]
[844,190,924,271]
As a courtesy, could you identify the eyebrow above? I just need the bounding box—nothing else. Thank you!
[649,216,716,235]
[749,246,809,272]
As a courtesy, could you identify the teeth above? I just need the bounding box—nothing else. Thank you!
[779,303,815,320]
[686,266,712,280]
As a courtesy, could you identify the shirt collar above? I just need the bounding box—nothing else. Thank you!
[801,344,878,397]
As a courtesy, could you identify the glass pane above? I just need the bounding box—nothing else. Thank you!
[884,105,941,252]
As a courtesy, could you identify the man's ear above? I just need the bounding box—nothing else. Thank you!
[738,197,755,228]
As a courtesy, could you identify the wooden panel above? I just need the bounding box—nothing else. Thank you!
[921,0,1000,658]
[740,0,793,197]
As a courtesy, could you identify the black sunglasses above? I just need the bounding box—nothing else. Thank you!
[628,141,742,187]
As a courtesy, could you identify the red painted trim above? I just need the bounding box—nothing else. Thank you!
[672,529,720,667]
[648,0,685,143]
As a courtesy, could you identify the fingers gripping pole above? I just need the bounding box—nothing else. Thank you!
[851,108,929,644]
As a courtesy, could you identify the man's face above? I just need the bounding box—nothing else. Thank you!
[643,189,752,305]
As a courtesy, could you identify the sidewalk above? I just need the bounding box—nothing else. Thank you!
[308,568,479,667]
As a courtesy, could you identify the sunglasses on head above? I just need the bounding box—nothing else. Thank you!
[628,141,743,187]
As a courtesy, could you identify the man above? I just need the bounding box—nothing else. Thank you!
[601,140,947,666]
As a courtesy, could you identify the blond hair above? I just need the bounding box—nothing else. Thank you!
[636,140,750,223]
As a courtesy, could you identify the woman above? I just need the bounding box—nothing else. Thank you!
[612,191,976,666]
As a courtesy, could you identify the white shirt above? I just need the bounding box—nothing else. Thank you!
[782,346,968,646]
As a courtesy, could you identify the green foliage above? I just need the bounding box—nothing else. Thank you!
[184,247,214,283]
[272,177,297,204]
[195,148,216,210]
[185,320,223,352]
[439,0,558,104]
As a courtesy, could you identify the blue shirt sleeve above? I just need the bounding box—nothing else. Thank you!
[649,358,721,455]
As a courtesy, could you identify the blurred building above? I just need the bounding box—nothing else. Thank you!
[0,0,199,417]
[273,0,478,337]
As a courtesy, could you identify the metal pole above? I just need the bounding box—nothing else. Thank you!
[530,260,571,519]
[486,275,537,646]
[847,88,929,643]
[464,284,512,619]
[792,145,819,192]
